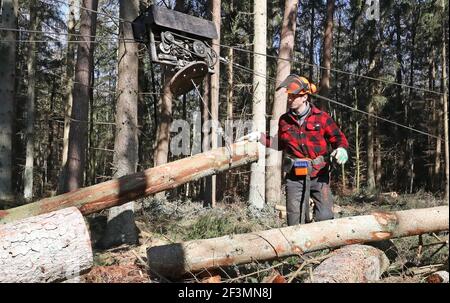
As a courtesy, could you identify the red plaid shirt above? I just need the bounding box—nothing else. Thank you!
[262,105,349,177]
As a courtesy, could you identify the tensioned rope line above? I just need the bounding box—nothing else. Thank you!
[225,59,443,141]
[11,2,446,139]
[0,27,132,41]
[215,43,446,96]
[190,79,234,167]
[0,40,137,44]
[35,0,445,96]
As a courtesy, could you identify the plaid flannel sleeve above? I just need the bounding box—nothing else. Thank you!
[322,113,349,150]
[260,119,285,151]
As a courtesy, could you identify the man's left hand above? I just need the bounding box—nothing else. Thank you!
[331,147,348,165]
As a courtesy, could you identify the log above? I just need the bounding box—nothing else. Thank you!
[147,206,448,278]
[426,271,449,283]
[306,244,390,283]
[0,142,258,224]
[0,207,93,283]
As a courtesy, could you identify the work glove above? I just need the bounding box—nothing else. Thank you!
[236,131,261,142]
[331,147,348,165]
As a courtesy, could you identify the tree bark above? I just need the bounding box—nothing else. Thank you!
[60,0,98,193]
[430,47,441,189]
[307,244,389,283]
[0,0,18,203]
[147,206,448,278]
[265,0,298,206]
[225,47,235,198]
[366,24,380,191]
[201,75,211,202]
[441,0,449,202]
[152,0,185,200]
[153,71,173,200]
[355,111,360,191]
[61,0,77,169]
[407,11,419,193]
[319,0,334,109]
[23,0,39,200]
[208,0,221,207]
[0,207,93,283]
[0,142,259,225]
[248,0,266,209]
[101,0,140,249]
[308,1,315,80]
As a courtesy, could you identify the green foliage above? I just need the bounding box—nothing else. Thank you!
[183,212,254,240]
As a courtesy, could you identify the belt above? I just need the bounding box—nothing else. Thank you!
[283,155,328,224]
[282,155,327,174]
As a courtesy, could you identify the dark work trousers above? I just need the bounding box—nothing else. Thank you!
[285,171,334,226]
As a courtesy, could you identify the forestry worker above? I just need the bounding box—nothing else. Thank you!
[238,74,349,226]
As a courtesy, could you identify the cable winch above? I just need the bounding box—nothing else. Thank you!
[132,5,218,96]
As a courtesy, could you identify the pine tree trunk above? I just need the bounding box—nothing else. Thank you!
[47,84,57,188]
[0,0,18,203]
[0,207,93,283]
[394,7,405,190]
[355,117,360,191]
[62,0,77,169]
[319,0,334,109]
[266,0,298,206]
[441,0,449,202]
[366,28,379,191]
[24,0,38,200]
[201,76,211,202]
[429,47,441,189]
[152,0,184,200]
[249,0,267,209]
[208,0,221,207]
[407,19,419,193]
[101,0,140,249]
[375,128,382,186]
[226,47,234,195]
[153,71,173,200]
[367,102,375,190]
[308,1,315,80]
[60,0,98,193]
[147,206,448,278]
[87,12,98,187]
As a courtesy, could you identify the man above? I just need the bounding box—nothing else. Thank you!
[238,74,349,225]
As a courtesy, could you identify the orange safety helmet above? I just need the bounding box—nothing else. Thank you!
[276,74,317,95]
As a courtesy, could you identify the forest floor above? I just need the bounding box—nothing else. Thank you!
[80,190,448,283]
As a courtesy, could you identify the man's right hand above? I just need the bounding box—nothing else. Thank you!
[236,131,261,142]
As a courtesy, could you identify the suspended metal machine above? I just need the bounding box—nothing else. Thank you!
[132,5,218,96]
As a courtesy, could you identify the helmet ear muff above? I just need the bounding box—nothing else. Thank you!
[310,83,317,94]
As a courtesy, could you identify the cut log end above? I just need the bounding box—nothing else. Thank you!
[306,244,390,283]
[0,207,93,283]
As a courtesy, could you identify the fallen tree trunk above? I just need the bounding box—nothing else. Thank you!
[0,207,93,283]
[0,142,258,224]
[306,244,390,283]
[147,206,448,278]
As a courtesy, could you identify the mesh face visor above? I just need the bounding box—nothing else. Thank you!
[276,74,309,95]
